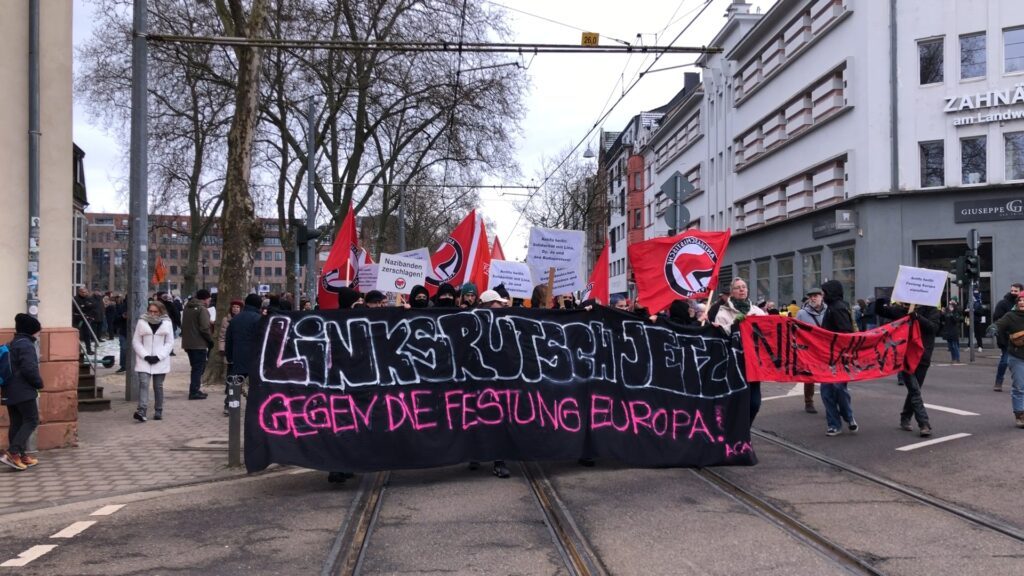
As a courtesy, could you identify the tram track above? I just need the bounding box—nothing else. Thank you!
[322,471,390,576]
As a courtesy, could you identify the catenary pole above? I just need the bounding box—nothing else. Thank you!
[27,0,40,318]
[126,0,149,401]
[305,99,317,304]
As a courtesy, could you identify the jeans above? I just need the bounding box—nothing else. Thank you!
[1009,355,1024,413]
[946,339,961,363]
[749,382,762,424]
[136,372,166,417]
[118,334,128,369]
[996,349,1009,384]
[820,383,854,431]
[186,349,208,396]
[6,400,39,456]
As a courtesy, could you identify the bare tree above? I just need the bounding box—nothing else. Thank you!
[517,148,604,235]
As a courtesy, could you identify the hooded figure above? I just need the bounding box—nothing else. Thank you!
[409,285,430,308]
[818,280,859,437]
[337,287,362,310]
[668,299,698,326]
[820,280,854,334]
[434,283,458,307]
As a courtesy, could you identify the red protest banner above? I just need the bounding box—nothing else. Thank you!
[739,315,924,383]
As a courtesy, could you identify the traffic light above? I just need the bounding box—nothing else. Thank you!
[964,253,980,281]
[296,227,322,267]
[953,255,967,285]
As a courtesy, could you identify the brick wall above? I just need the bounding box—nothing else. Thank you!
[0,327,79,450]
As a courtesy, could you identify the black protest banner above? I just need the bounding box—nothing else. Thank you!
[244,307,757,473]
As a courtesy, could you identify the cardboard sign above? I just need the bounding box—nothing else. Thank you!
[377,253,428,294]
[891,265,947,307]
[526,227,586,293]
[487,260,535,299]
[356,263,379,294]
[393,247,431,263]
[529,264,584,295]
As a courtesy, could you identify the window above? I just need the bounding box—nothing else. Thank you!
[1004,26,1024,73]
[755,260,770,303]
[264,267,272,276]
[736,263,751,287]
[632,173,641,190]
[918,37,944,84]
[920,141,944,187]
[275,267,283,277]
[254,268,261,277]
[802,252,822,296]
[961,136,987,183]
[960,33,986,79]
[832,246,856,302]
[170,266,178,275]
[633,209,642,229]
[1006,132,1024,180]
[777,256,794,306]
[255,252,262,261]
[275,252,284,261]
[170,249,179,260]
[213,251,221,260]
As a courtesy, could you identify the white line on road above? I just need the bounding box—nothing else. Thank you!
[1,545,58,567]
[897,433,972,452]
[90,504,126,516]
[762,383,806,401]
[50,521,97,539]
[923,404,979,416]
[288,468,313,475]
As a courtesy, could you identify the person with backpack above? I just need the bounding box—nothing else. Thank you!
[1,314,44,471]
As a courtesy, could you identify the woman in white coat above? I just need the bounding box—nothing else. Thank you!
[132,300,174,422]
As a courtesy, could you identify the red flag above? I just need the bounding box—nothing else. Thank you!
[740,316,924,383]
[426,210,482,295]
[581,240,609,304]
[627,229,731,314]
[491,237,506,261]
[151,256,168,285]
[317,204,360,309]
[471,215,491,289]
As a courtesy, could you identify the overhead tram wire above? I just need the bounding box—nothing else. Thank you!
[483,0,633,46]
[502,0,719,245]
[439,0,471,202]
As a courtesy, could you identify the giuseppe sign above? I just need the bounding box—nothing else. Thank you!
[245,308,757,472]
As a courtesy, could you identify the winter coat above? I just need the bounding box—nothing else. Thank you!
[795,302,827,327]
[820,280,854,334]
[74,294,97,324]
[162,298,182,332]
[0,333,43,406]
[218,313,236,353]
[994,308,1024,360]
[181,298,214,350]
[993,292,1017,323]
[225,305,263,376]
[131,319,174,375]
[939,307,964,340]
[714,299,766,335]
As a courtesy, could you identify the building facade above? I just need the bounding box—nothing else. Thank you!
[607,0,1024,316]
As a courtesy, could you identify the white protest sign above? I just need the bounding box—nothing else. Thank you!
[488,260,534,299]
[377,253,428,294]
[526,227,586,293]
[393,247,431,263]
[356,263,379,293]
[891,265,947,307]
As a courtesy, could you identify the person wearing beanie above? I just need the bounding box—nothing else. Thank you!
[409,285,430,308]
[434,283,458,307]
[1,314,45,470]
[460,282,479,308]
[224,294,264,416]
[180,288,214,400]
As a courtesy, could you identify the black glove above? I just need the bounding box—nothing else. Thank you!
[145,355,160,365]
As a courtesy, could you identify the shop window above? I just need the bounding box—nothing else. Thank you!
[1004,26,1024,73]
[960,136,987,184]
[755,260,770,303]
[1005,132,1024,180]
[802,252,822,297]
[736,263,751,288]
[777,256,794,306]
[832,246,856,302]
[960,32,986,79]
[919,141,944,187]
[918,37,944,84]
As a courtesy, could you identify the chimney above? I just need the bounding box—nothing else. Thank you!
[684,72,699,94]
[725,0,751,18]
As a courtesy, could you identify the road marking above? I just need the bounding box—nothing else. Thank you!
[90,504,126,516]
[762,383,806,401]
[897,433,971,452]
[50,521,97,539]
[1,545,58,567]
[923,404,979,416]
[289,468,313,475]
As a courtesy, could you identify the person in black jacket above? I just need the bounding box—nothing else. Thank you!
[819,280,858,437]
[1,314,45,471]
[73,286,98,355]
[224,294,264,415]
[939,300,964,364]
[992,283,1022,392]
[880,300,940,436]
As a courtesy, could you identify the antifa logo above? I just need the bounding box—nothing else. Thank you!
[664,237,718,297]
[321,244,361,293]
[425,237,464,287]
[582,282,594,298]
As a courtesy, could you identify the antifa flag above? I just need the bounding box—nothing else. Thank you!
[740,316,925,383]
[425,210,484,295]
[317,204,360,310]
[628,229,731,313]
[244,307,757,473]
[581,240,609,305]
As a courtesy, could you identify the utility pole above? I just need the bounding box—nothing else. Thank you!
[27,0,40,318]
[126,0,149,401]
[304,100,317,303]
[967,228,979,363]
[398,185,406,252]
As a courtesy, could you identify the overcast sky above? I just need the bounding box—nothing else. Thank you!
[72,0,776,261]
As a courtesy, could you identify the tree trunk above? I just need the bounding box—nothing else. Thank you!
[206,0,270,387]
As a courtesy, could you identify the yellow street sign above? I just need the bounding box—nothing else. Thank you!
[581,32,599,47]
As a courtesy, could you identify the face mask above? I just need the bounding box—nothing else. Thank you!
[411,297,429,308]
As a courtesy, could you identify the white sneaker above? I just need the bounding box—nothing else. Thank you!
[977,347,983,352]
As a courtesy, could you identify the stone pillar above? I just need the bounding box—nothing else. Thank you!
[0,327,79,450]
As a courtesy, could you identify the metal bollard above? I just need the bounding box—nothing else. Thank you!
[227,375,243,467]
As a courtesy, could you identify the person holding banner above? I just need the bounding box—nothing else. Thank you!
[409,285,430,309]
[879,301,939,437]
[460,283,479,308]
[993,291,1024,428]
[714,278,767,423]
[819,281,859,437]
[795,287,827,414]
[433,283,458,307]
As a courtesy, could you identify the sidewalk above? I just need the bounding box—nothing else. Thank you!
[0,343,244,515]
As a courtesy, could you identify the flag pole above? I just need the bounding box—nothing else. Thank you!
[701,290,716,326]
[546,267,556,309]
